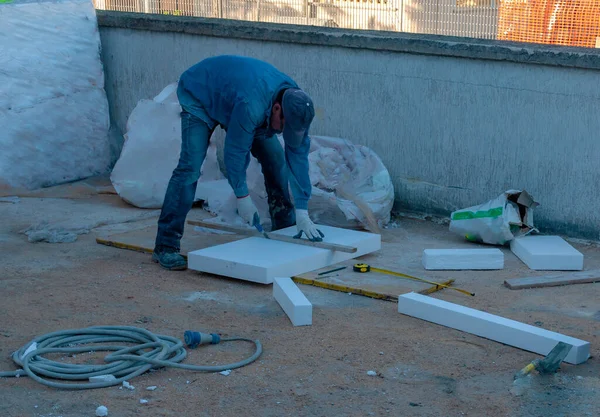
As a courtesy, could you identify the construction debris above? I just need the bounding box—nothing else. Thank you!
[122,381,135,390]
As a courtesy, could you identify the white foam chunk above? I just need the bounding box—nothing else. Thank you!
[0,0,112,190]
[95,406,108,417]
[188,224,380,284]
[422,248,504,270]
[510,235,583,270]
[398,292,590,365]
[273,277,312,326]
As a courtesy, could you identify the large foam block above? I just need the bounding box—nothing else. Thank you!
[273,277,312,326]
[398,292,590,365]
[510,235,583,271]
[0,0,112,190]
[188,225,381,284]
[422,248,504,270]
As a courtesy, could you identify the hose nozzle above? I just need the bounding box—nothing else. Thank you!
[184,331,221,349]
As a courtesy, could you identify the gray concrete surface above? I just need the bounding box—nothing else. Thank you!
[97,13,600,240]
[1,178,599,416]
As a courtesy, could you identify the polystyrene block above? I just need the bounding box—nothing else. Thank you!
[398,292,590,365]
[188,224,381,284]
[510,235,583,270]
[422,248,504,270]
[273,277,312,326]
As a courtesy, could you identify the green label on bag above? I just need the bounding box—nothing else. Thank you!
[452,207,503,221]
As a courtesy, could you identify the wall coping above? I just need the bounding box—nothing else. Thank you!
[97,11,600,71]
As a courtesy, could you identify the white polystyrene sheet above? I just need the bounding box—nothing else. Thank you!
[398,292,590,365]
[187,224,381,284]
[0,0,112,190]
[510,235,584,271]
[273,277,312,326]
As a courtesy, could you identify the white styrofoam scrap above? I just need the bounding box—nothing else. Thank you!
[510,235,583,270]
[146,386,158,391]
[0,0,112,190]
[110,84,225,208]
[188,224,381,284]
[397,292,590,365]
[422,248,504,270]
[89,374,117,383]
[219,370,232,376]
[273,277,312,326]
[95,405,108,416]
[140,399,149,404]
[122,381,135,390]
[366,371,377,376]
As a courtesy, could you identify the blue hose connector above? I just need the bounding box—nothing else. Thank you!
[184,331,221,349]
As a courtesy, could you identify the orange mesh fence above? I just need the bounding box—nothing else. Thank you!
[497,0,600,48]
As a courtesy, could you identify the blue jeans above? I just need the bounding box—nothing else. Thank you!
[155,110,295,251]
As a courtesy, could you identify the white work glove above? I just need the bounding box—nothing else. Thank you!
[294,209,324,242]
[236,195,259,226]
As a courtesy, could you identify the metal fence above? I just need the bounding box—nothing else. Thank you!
[94,0,600,48]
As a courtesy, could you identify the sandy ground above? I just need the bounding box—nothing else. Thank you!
[1,179,599,417]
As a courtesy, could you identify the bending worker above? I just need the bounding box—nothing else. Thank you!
[153,55,324,271]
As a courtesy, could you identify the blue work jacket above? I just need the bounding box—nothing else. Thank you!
[177,55,311,210]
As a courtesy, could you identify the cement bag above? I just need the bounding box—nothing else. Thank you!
[449,190,539,245]
[110,83,224,208]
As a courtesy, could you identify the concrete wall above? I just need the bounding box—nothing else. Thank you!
[97,12,600,239]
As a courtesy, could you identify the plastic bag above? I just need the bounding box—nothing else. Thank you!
[0,0,112,190]
[110,83,224,208]
[449,189,539,245]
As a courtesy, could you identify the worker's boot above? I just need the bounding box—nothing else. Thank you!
[152,246,187,271]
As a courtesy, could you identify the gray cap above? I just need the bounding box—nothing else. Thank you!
[282,89,314,148]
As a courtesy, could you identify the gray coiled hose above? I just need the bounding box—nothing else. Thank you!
[0,325,262,389]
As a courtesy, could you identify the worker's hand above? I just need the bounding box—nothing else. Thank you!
[294,209,324,242]
[236,195,259,225]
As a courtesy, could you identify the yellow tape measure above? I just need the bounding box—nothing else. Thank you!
[352,263,474,297]
[353,263,371,273]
